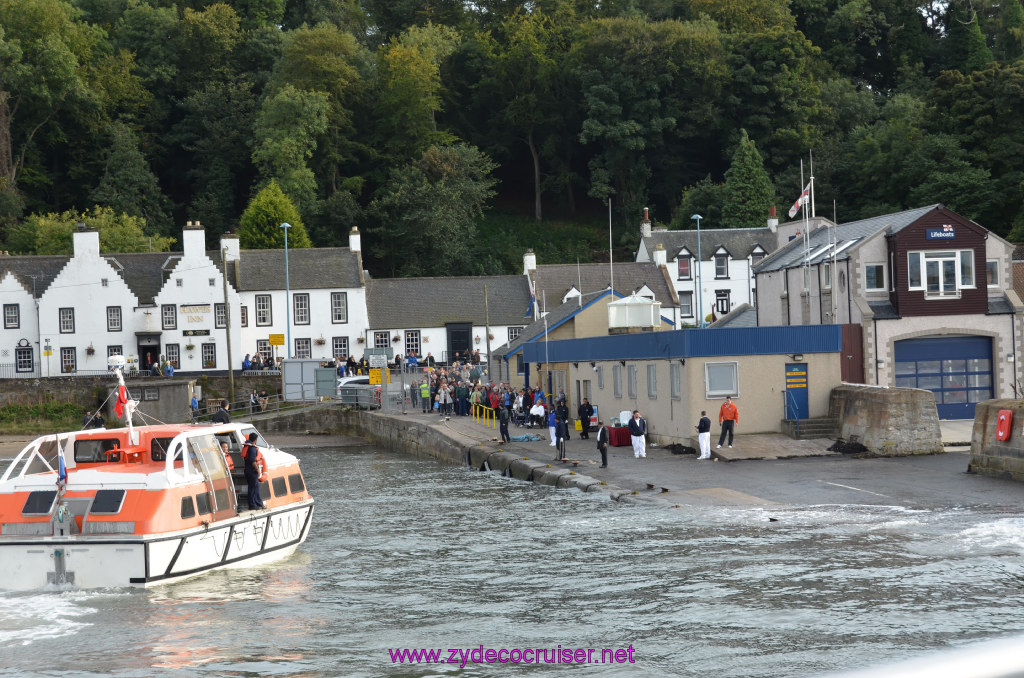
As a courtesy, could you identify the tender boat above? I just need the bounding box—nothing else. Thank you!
[0,417,314,589]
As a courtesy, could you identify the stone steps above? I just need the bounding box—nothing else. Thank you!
[782,417,838,440]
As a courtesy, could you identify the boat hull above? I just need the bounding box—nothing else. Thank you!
[0,500,314,590]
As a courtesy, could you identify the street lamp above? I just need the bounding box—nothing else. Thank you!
[281,222,291,358]
[691,214,703,328]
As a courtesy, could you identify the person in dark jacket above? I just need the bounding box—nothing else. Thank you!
[556,400,571,440]
[696,410,712,459]
[241,433,266,509]
[212,400,230,424]
[595,420,609,468]
[628,410,647,458]
[578,398,594,439]
[556,417,568,460]
[498,406,511,443]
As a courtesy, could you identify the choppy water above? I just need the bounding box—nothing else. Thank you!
[3,446,1024,677]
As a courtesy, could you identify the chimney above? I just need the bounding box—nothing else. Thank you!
[653,243,667,267]
[767,206,778,233]
[641,207,652,238]
[72,222,100,258]
[349,226,361,253]
[523,248,537,274]
[182,220,206,257]
[220,233,240,262]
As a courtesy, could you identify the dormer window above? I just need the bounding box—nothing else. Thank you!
[714,254,729,279]
[677,257,691,280]
[750,249,765,265]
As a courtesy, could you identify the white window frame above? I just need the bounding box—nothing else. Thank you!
[865,263,886,292]
[332,336,349,360]
[255,295,272,326]
[293,293,310,325]
[162,304,177,330]
[331,292,348,324]
[907,251,922,289]
[679,291,693,317]
[705,361,739,398]
[715,290,731,315]
[61,347,76,373]
[821,262,831,290]
[405,330,421,357]
[215,303,226,328]
[256,339,271,362]
[201,343,216,368]
[508,327,523,342]
[59,308,74,334]
[647,364,657,399]
[106,306,122,332]
[294,338,311,359]
[107,345,122,358]
[987,260,999,287]
[240,306,248,327]
[913,250,974,299]
[165,343,179,368]
[3,304,19,329]
[374,331,390,349]
[677,257,691,280]
[714,254,729,279]
[15,347,33,372]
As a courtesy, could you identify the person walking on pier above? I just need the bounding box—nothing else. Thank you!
[628,410,647,458]
[696,410,712,459]
[717,396,739,449]
[578,398,594,439]
[596,420,609,468]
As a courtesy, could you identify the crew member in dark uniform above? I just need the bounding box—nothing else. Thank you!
[241,432,266,509]
[596,420,609,468]
[578,398,594,439]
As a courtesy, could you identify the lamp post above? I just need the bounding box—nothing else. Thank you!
[281,222,291,358]
[691,214,703,328]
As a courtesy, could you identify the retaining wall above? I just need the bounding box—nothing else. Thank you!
[829,384,942,456]
[969,400,1024,480]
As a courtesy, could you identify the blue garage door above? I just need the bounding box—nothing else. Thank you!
[894,336,993,420]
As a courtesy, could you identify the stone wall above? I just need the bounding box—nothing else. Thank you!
[969,400,1024,480]
[829,384,942,456]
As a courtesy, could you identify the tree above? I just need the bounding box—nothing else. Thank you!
[90,122,172,236]
[721,130,775,228]
[7,206,174,255]
[966,14,996,72]
[368,144,497,277]
[237,181,312,249]
[996,0,1024,63]
[670,175,727,230]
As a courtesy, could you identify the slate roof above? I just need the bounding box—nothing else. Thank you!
[106,252,183,305]
[708,303,757,328]
[642,227,773,261]
[531,262,677,307]
[988,296,1015,315]
[755,204,940,274]
[867,300,900,320]
[498,291,616,357]
[366,275,532,329]
[0,255,70,297]
[235,247,363,291]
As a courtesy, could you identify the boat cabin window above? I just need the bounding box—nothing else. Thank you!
[272,476,287,497]
[151,437,175,462]
[75,438,121,463]
[180,496,196,519]
[90,489,126,514]
[195,492,212,515]
[213,488,229,509]
[22,490,57,515]
[240,427,268,448]
[288,473,305,494]
[259,480,270,501]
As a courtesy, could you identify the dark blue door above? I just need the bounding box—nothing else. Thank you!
[894,336,992,420]
[785,363,808,420]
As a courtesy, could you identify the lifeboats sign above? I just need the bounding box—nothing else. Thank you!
[180,304,211,323]
[925,224,956,240]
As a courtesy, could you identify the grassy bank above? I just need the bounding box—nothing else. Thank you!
[0,402,85,435]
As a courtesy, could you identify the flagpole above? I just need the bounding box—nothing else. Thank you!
[801,160,810,290]
[809,150,816,218]
[608,198,614,296]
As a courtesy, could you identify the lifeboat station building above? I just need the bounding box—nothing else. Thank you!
[752,204,1024,420]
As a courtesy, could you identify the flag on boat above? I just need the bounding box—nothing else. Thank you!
[57,441,67,484]
[788,182,811,218]
[114,383,128,418]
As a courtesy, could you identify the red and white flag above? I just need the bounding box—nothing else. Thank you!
[114,384,128,418]
[788,182,811,218]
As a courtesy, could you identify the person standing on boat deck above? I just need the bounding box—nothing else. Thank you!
[241,433,266,509]
[696,410,712,459]
[717,396,739,449]
[596,420,609,468]
[628,410,647,458]
[212,400,230,424]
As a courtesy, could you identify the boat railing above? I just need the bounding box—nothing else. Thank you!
[0,434,70,484]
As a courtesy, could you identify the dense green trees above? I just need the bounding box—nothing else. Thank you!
[1,0,1024,274]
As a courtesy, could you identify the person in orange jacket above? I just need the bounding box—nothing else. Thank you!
[241,432,267,509]
[717,396,739,449]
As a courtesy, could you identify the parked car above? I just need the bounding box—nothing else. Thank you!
[336,375,377,408]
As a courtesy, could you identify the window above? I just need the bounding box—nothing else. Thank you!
[59,308,74,334]
[959,251,974,288]
[917,250,972,298]
[144,388,159,401]
[612,365,621,398]
[202,343,216,368]
[107,306,122,332]
[15,347,32,373]
[162,304,177,330]
[627,365,637,398]
[705,361,738,398]
[865,264,885,291]
[508,327,523,342]
[165,343,179,368]
[295,338,311,359]
[405,330,420,357]
[821,262,831,290]
[751,250,765,265]
[293,293,310,325]
[580,379,592,402]
[3,304,18,329]
[101,278,108,287]
[987,260,999,287]
[255,295,272,326]
[331,292,348,323]
[670,363,680,399]
[715,290,731,315]
[374,331,390,348]
[783,271,789,294]
[647,364,657,398]
[256,339,271,362]
[288,473,305,494]
[215,303,226,328]
[272,476,288,497]
[677,257,691,280]
[176,278,182,287]
[107,345,122,359]
[333,336,349,360]
[908,252,922,288]
[516,354,524,375]
[597,366,604,390]
[715,254,729,279]
[680,292,693,317]
[209,278,216,287]
[61,347,76,373]
[240,306,248,327]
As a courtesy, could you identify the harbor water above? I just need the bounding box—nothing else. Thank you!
[3,445,1024,677]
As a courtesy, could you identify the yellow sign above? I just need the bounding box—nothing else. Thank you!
[368,368,391,385]
[268,334,284,346]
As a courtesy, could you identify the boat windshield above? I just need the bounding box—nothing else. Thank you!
[75,438,122,463]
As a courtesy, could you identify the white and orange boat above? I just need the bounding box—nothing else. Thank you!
[0,393,314,588]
